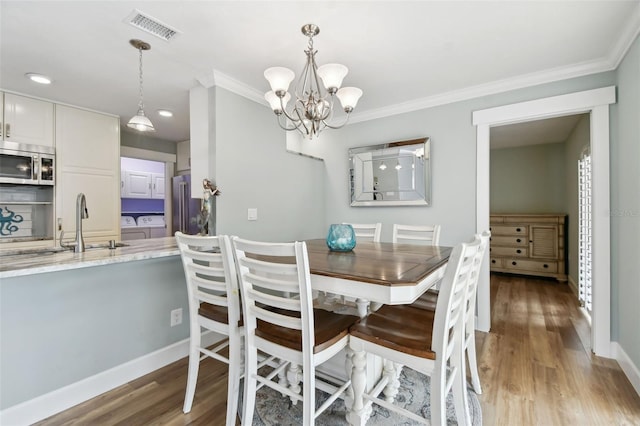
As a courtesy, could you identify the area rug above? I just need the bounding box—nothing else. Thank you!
[250,367,482,425]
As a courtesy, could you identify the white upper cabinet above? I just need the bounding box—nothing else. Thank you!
[1,92,54,147]
[151,173,165,199]
[124,170,152,198]
[121,170,164,199]
[55,104,120,241]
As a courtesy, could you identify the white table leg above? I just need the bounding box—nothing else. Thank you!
[355,298,369,318]
[347,348,372,426]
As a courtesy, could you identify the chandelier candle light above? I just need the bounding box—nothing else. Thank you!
[264,24,363,139]
[127,39,155,132]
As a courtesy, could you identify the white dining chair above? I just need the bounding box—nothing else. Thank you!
[348,235,483,426]
[175,232,242,426]
[344,222,382,242]
[232,237,359,425]
[392,224,441,245]
[412,230,490,395]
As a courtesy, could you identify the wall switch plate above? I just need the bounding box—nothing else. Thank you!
[170,308,182,327]
[248,208,258,221]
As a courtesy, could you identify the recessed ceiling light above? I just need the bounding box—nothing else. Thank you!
[25,73,52,84]
[157,109,173,117]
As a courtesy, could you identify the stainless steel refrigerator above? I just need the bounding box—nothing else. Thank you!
[172,175,202,235]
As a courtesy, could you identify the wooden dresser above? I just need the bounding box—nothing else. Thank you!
[489,214,567,281]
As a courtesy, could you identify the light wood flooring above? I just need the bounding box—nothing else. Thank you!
[35,274,640,425]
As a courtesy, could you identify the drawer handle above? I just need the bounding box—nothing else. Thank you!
[492,259,496,264]
[512,261,517,266]
[516,227,521,232]
[543,264,549,268]
[516,249,522,254]
[516,238,522,243]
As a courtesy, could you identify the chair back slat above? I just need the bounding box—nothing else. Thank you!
[343,222,382,242]
[241,268,301,294]
[249,287,302,312]
[251,304,304,331]
[392,224,441,246]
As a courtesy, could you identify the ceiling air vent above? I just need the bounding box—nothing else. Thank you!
[125,10,180,42]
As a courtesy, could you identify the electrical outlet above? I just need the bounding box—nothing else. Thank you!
[170,308,182,327]
[248,208,258,221]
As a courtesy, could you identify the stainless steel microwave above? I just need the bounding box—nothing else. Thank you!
[0,141,55,185]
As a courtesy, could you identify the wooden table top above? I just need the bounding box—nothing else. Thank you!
[304,239,452,287]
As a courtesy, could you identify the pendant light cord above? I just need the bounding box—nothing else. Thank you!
[137,47,145,111]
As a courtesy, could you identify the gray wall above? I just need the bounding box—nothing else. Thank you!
[212,87,326,242]
[612,34,640,369]
[121,130,177,154]
[490,143,567,213]
[0,256,188,409]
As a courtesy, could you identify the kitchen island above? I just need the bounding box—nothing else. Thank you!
[0,237,179,278]
[0,237,206,425]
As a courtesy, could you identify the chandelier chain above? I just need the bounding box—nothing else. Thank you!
[137,47,144,111]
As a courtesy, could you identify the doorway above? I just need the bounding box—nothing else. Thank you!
[473,86,616,357]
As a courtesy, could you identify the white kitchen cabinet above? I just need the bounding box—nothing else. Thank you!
[121,170,164,199]
[123,170,152,198]
[1,92,54,147]
[55,104,120,241]
[151,173,165,199]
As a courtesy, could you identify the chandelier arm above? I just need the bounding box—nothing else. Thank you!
[322,113,352,130]
[275,114,303,132]
[277,100,303,124]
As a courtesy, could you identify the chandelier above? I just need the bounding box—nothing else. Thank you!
[127,39,155,132]
[264,24,363,139]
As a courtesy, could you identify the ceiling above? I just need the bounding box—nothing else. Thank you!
[490,114,587,149]
[1,1,638,143]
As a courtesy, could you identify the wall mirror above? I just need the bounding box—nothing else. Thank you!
[349,137,431,207]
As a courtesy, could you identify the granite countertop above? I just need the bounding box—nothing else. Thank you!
[0,237,179,278]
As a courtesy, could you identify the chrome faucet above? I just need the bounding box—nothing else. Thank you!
[74,193,88,253]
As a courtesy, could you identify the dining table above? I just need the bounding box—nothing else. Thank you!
[303,239,452,425]
[305,239,451,317]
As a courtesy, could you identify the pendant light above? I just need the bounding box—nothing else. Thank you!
[127,39,155,132]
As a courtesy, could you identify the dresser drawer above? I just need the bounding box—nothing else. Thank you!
[503,259,558,273]
[490,246,528,257]
[490,225,528,236]
[490,257,503,267]
[490,235,528,246]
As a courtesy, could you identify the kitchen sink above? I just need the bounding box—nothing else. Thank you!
[0,242,128,256]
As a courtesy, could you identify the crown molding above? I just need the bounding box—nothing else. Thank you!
[349,56,616,125]
[196,69,266,106]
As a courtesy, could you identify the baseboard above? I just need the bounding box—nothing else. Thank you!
[612,341,640,397]
[0,331,224,426]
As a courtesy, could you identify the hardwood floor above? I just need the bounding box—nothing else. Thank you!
[35,274,640,425]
